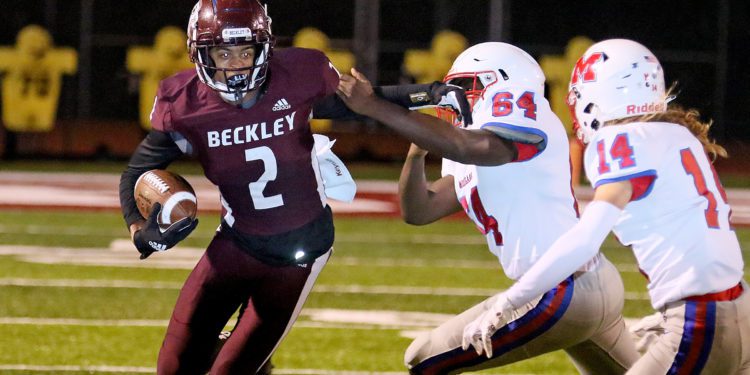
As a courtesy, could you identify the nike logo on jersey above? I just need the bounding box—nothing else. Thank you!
[272,98,291,111]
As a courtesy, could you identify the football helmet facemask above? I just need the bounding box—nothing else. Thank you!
[567,39,668,144]
[437,42,545,127]
[187,0,275,102]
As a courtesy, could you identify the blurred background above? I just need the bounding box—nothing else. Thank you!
[1,0,748,168]
[1,2,750,373]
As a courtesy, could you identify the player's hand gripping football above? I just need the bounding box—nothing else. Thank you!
[427,81,473,126]
[133,202,199,260]
[462,293,515,358]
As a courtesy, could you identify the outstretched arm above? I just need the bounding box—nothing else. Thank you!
[463,180,632,357]
[337,69,517,166]
[314,81,472,123]
[399,144,462,225]
[503,180,631,305]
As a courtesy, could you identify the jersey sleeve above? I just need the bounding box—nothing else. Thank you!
[318,53,340,98]
[475,88,547,162]
[584,126,658,201]
[149,84,174,132]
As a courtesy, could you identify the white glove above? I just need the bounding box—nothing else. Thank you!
[629,311,665,354]
[462,293,515,358]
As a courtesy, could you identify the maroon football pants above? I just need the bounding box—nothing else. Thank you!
[156,229,331,374]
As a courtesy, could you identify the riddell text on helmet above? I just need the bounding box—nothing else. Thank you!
[626,102,665,115]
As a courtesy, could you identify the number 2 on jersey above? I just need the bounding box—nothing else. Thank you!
[222,146,283,225]
[245,146,284,209]
[460,187,503,246]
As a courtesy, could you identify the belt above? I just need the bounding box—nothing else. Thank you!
[685,283,743,302]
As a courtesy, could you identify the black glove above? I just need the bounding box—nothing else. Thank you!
[375,83,473,126]
[428,81,473,126]
[133,202,199,260]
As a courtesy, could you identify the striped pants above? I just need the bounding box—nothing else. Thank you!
[627,281,750,374]
[405,255,639,374]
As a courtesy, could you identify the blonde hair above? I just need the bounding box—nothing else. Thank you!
[607,87,727,160]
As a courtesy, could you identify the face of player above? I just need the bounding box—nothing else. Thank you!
[208,45,256,84]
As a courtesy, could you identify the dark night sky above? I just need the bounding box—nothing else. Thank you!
[1,0,748,139]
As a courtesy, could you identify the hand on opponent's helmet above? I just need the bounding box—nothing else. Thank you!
[338,68,473,126]
[133,202,199,260]
[428,81,473,126]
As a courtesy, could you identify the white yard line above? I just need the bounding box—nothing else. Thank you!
[0,242,643,273]
[0,308,645,330]
[0,308,453,330]
[0,277,652,300]
[0,365,408,375]
[0,278,183,289]
[0,317,168,327]
[0,365,155,373]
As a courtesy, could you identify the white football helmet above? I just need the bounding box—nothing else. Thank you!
[567,39,667,144]
[438,42,545,127]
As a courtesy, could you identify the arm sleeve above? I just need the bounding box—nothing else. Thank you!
[312,94,365,120]
[119,130,185,227]
[503,200,622,307]
[312,82,439,120]
[374,82,441,109]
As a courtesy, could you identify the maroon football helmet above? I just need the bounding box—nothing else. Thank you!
[187,0,275,101]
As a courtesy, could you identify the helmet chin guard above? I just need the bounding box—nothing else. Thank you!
[187,0,275,102]
[567,39,668,144]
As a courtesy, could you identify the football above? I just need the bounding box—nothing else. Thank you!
[134,169,197,231]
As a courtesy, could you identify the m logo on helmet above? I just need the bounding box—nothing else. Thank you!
[570,52,606,85]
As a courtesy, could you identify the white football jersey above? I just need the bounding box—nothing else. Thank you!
[585,122,743,309]
[442,87,578,280]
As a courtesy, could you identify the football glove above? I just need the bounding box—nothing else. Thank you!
[462,293,515,358]
[428,82,473,126]
[133,202,198,260]
[629,311,666,354]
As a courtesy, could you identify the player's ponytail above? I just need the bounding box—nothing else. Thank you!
[647,106,727,160]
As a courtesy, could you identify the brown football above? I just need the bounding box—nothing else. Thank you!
[134,169,197,231]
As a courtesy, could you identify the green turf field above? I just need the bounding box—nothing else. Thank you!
[0,208,748,374]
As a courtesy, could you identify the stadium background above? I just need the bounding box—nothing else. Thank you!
[1,0,749,160]
[1,1,750,374]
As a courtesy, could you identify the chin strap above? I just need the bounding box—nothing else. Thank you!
[225,73,250,104]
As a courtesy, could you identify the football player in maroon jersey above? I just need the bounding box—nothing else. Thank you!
[118,1,471,374]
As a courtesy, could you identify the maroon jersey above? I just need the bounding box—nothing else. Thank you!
[150,48,340,235]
